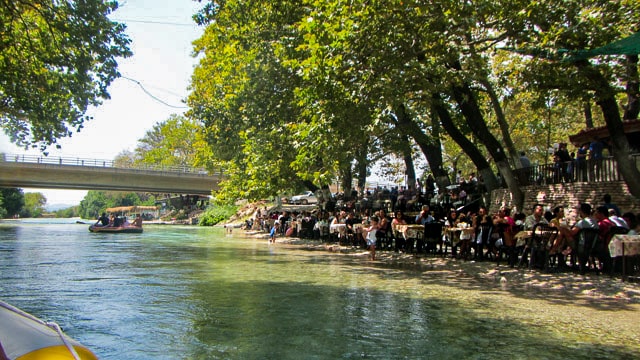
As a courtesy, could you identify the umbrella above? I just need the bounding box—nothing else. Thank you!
[0,300,97,360]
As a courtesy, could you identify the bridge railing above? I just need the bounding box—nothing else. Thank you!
[1,153,212,175]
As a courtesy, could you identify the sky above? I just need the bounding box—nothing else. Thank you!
[0,0,205,206]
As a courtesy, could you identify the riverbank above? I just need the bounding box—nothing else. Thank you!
[241,229,640,305]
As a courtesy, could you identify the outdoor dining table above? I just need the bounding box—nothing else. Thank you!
[608,234,640,281]
[395,224,424,240]
[445,227,474,245]
[514,230,532,247]
[329,223,346,236]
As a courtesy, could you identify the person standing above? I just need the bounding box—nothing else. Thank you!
[589,136,605,180]
[602,193,621,217]
[269,222,279,244]
[575,143,588,181]
[364,216,379,260]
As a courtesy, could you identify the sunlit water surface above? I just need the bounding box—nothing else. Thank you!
[1,219,638,359]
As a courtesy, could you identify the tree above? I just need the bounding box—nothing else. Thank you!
[497,0,640,197]
[22,192,47,218]
[134,114,200,167]
[0,188,24,218]
[0,0,132,151]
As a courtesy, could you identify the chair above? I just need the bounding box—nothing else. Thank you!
[494,223,515,267]
[523,223,558,271]
[474,224,492,260]
[422,222,443,255]
[576,227,600,275]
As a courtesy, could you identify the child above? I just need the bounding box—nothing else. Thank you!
[269,222,279,243]
[364,216,379,260]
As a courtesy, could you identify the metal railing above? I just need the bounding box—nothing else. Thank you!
[1,153,212,175]
[513,153,640,186]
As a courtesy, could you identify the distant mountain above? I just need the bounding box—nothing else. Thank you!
[46,203,76,212]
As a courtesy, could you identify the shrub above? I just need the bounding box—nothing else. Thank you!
[199,204,238,226]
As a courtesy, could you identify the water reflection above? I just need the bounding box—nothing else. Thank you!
[0,221,638,359]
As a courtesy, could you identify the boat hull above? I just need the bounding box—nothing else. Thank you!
[88,225,143,233]
[0,301,98,360]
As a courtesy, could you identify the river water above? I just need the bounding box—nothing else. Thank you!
[1,219,639,359]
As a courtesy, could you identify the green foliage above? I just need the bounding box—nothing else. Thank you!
[0,0,132,151]
[198,204,239,226]
[134,114,201,167]
[187,0,640,202]
[78,191,150,220]
[54,206,81,218]
[22,192,47,218]
[0,188,24,218]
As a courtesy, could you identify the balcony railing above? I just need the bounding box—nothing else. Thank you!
[512,153,640,186]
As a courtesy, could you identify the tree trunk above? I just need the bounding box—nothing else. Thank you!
[432,93,499,192]
[583,98,594,129]
[394,104,450,190]
[578,61,640,198]
[401,141,417,192]
[448,61,524,211]
[355,148,368,196]
[624,54,639,120]
[479,77,521,167]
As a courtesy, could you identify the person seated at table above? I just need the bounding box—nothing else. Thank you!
[376,209,392,248]
[524,203,549,230]
[455,212,473,259]
[493,206,516,266]
[415,205,434,225]
[594,206,617,273]
[622,212,638,235]
[555,203,598,271]
[548,206,567,254]
[608,208,629,229]
[344,212,360,247]
[392,211,407,252]
[472,206,492,261]
[331,210,346,225]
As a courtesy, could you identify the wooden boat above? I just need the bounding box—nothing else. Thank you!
[0,300,98,360]
[88,224,143,233]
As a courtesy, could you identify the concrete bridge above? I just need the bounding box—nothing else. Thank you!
[0,154,222,195]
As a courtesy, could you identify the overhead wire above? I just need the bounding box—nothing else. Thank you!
[120,76,188,109]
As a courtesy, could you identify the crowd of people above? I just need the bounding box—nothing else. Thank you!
[245,194,639,275]
[518,136,615,185]
[94,212,143,228]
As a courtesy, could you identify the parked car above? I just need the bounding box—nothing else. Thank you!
[291,191,318,205]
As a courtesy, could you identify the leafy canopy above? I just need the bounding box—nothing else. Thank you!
[0,0,132,151]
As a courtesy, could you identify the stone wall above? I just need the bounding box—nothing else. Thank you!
[490,181,639,217]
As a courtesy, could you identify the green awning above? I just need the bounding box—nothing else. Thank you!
[499,32,640,62]
[567,31,640,61]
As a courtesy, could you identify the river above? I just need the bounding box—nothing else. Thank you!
[1,219,639,359]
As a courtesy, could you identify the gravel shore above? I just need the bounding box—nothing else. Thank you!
[243,229,640,305]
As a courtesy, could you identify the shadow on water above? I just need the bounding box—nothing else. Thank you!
[187,278,639,360]
[178,243,639,359]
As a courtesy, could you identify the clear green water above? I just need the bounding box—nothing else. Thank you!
[1,219,638,359]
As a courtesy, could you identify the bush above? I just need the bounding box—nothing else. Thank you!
[199,204,238,226]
